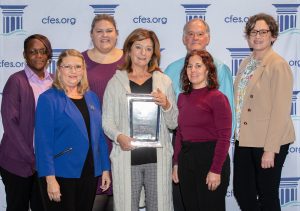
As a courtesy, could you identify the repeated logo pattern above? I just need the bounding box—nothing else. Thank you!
[273,4,300,33]
[226,48,252,77]
[89,4,119,16]
[0,5,27,35]
[181,4,210,22]
[49,49,66,74]
[280,177,300,207]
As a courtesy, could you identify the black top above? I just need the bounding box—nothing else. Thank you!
[71,97,94,177]
[130,77,157,165]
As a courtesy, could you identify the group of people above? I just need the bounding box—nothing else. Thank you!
[0,12,295,211]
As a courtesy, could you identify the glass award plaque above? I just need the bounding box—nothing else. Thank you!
[127,93,162,148]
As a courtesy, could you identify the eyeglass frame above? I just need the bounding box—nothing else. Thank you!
[27,48,48,56]
[249,29,271,37]
[59,64,83,72]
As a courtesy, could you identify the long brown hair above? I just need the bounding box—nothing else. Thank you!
[119,28,161,73]
[181,50,219,94]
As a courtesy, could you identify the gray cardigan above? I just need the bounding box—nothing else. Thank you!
[102,70,178,211]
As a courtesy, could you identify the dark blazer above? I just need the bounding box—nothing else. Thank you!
[35,88,110,178]
[0,70,36,177]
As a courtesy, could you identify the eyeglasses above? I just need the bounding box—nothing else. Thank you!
[60,64,83,72]
[28,49,48,55]
[249,30,270,37]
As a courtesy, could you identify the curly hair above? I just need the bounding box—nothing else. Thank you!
[180,50,218,94]
[245,13,278,44]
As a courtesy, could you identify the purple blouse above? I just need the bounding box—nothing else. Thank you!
[82,50,124,195]
[82,50,124,104]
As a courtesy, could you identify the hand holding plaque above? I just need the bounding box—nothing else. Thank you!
[127,94,162,148]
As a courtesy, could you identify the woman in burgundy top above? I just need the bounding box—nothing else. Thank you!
[172,50,232,211]
[82,14,124,211]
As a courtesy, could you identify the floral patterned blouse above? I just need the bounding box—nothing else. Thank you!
[235,57,259,140]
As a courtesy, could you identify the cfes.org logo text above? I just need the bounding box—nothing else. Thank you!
[289,60,300,68]
[42,16,76,25]
[133,16,167,25]
[0,60,24,68]
[224,15,249,23]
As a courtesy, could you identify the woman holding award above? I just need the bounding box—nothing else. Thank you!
[102,28,178,211]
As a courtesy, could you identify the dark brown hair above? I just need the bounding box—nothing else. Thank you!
[181,50,218,93]
[24,34,52,60]
[119,28,161,73]
[245,13,278,43]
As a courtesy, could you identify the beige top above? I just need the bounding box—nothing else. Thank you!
[234,49,295,153]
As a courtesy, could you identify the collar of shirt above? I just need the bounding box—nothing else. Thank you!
[24,65,52,83]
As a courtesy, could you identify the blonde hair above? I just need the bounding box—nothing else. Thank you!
[53,49,89,95]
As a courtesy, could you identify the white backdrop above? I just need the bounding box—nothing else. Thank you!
[0,0,299,210]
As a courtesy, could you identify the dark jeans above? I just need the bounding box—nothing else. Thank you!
[0,167,44,211]
[178,141,230,211]
[233,141,290,211]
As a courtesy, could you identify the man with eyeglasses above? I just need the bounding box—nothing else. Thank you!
[0,34,53,211]
[164,18,235,211]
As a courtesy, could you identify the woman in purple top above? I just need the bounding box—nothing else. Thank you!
[172,50,232,211]
[82,14,124,211]
[0,34,53,211]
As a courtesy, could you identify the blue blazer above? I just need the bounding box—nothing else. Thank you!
[35,88,110,178]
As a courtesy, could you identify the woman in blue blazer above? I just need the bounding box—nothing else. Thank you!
[35,49,110,211]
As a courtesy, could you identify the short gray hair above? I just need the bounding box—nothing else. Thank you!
[183,18,210,35]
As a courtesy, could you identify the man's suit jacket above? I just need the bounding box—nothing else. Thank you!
[35,88,110,178]
[234,49,295,153]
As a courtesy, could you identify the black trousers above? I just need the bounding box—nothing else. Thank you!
[40,175,98,211]
[178,141,230,211]
[233,141,290,211]
[0,167,44,211]
[171,129,185,211]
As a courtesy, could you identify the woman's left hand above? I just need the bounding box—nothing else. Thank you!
[261,151,275,169]
[100,171,111,192]
[151,88,170,110]
[206,171,221,191]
